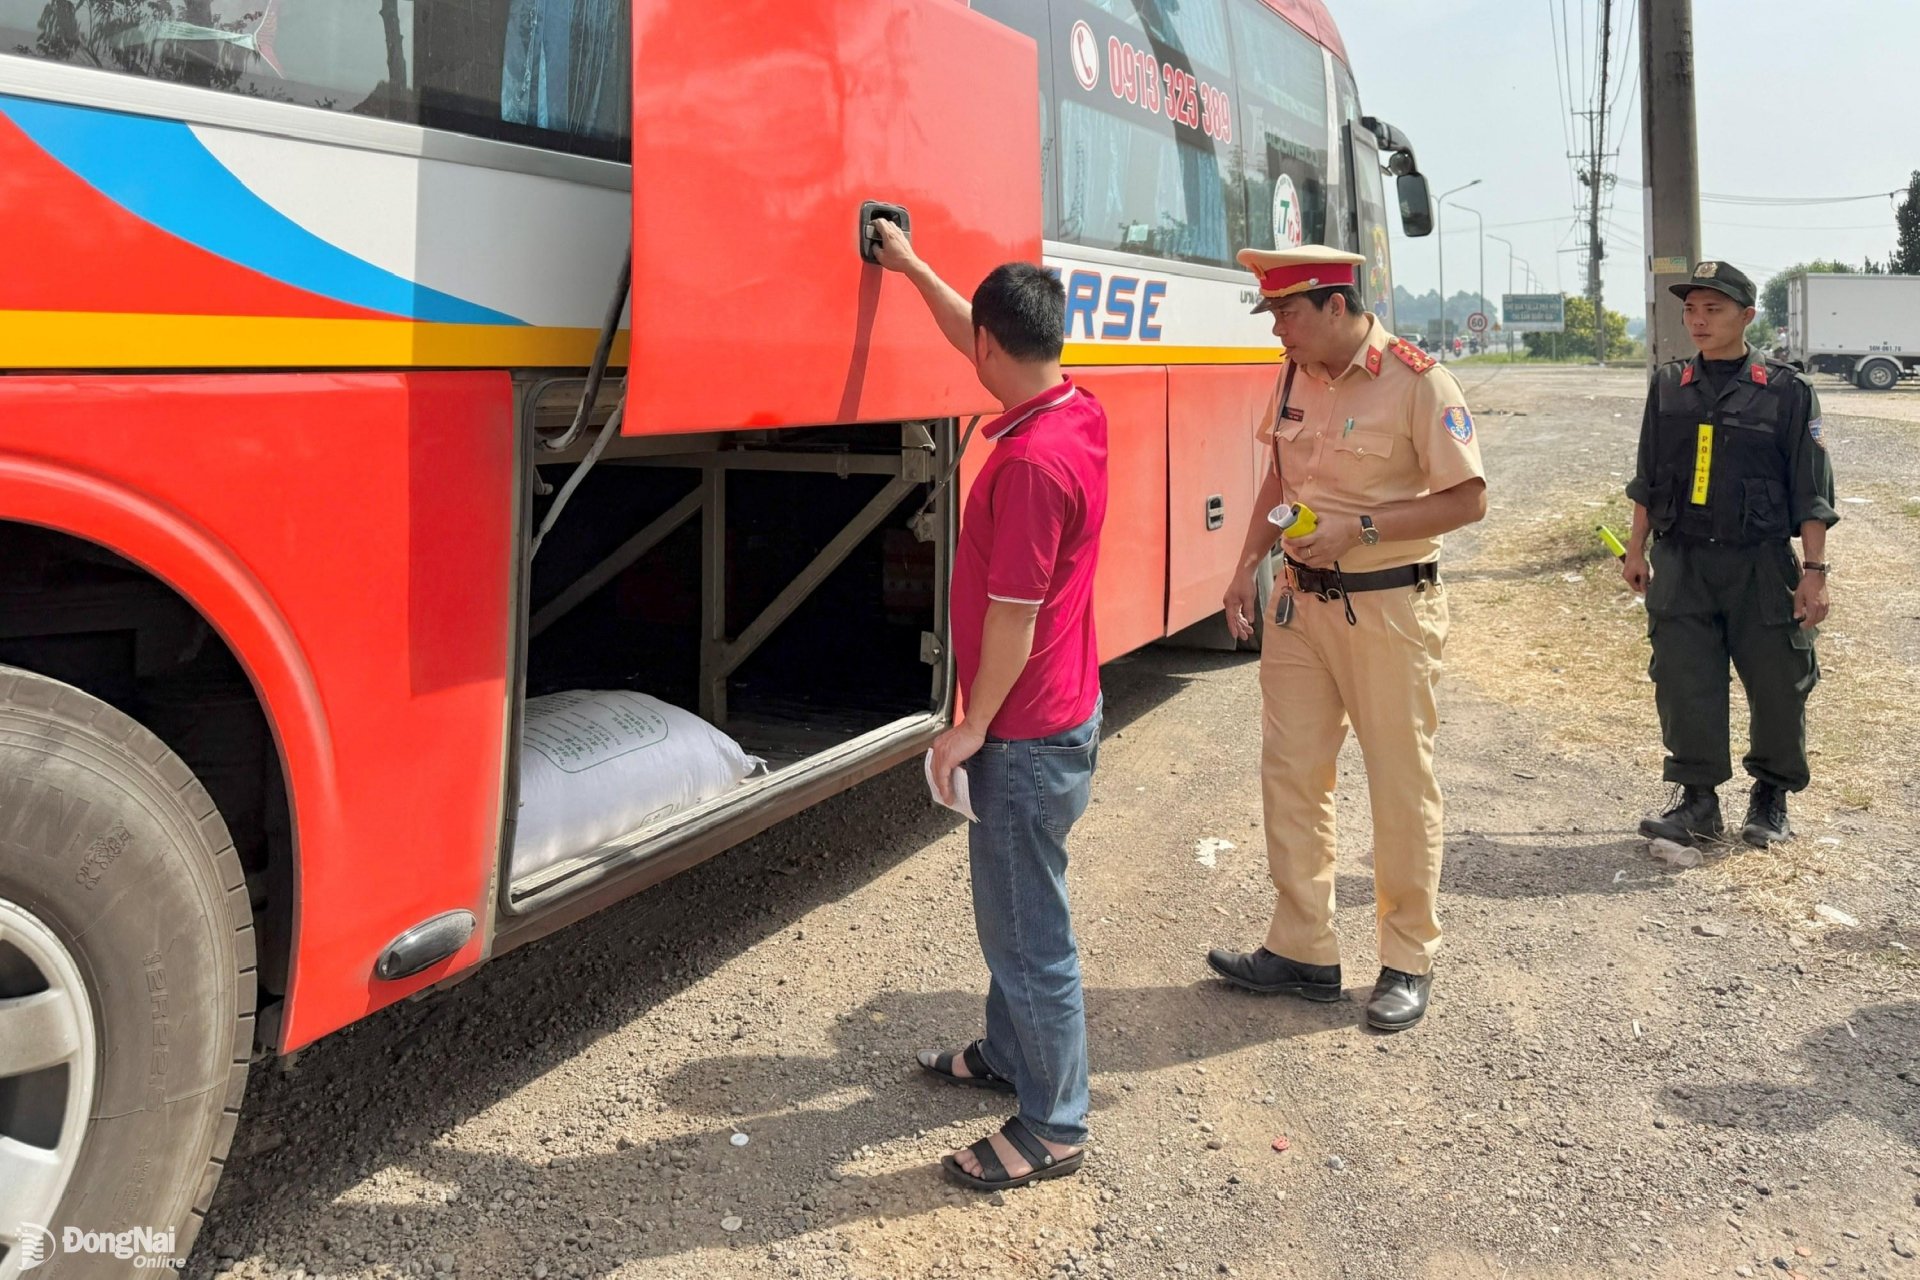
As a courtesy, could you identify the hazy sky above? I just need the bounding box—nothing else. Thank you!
[1339,1,1917,319]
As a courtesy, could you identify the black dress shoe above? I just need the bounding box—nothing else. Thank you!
[1205,947,1342,1001]
[1366,967,1432,1031]
[1741,781,1792,847]
[1638,785,1724,845]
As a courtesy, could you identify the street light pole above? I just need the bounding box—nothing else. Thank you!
[1488,233,1518,352]
[1457,204,1486,351]
[1435,178,1481,358]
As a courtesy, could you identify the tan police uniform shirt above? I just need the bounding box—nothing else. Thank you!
[1255,315,1486,573]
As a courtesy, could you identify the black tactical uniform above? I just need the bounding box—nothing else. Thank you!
[1627,261,1838,846]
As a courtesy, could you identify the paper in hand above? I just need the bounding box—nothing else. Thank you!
[924,748,979,822]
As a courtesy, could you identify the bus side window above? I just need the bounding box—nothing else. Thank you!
[1227,0,1329,254]
[1329,60,1362,253]
[0,0,632,162]
[1050,0,1236,267]
[969,0,1061,242]
[498,0,630,147]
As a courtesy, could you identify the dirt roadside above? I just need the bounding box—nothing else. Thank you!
[190,367,1920,1280]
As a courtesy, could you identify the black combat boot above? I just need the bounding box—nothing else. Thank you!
[1638,785,1724,845]
[1741,781,1792,847]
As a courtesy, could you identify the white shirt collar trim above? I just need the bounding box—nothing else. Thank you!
[984,383,1078,441]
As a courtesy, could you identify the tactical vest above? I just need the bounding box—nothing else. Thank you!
[1642,353,1807,544]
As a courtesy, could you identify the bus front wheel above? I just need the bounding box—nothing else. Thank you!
[0,666,254,1276]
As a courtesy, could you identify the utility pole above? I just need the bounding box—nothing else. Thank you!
[1584,0,1614,364]
[1640,0,1701,368]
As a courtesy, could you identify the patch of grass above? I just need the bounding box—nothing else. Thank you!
[1453,482,1919,927]
[1451,352,1546,366]
[1901,498,1920,520]
[1836,785,1874,812]
[1870,946,1919,971]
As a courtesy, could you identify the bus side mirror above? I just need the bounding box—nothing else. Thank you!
[1396,173,1434,238]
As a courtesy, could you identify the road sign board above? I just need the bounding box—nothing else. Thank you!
[1502,293,1566,334]
[1467,311,1489,334]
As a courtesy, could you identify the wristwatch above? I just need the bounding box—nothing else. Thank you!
[1802,561,1829,574]
[1358,514,1380,546]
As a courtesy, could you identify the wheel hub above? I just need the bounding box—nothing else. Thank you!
[0,898,99,1265]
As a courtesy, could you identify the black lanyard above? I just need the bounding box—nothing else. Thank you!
[1268,361,1299,497]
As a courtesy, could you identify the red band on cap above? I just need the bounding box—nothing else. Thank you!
[1259,262,1358,295]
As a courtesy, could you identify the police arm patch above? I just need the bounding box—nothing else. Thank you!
[1809,416,1825,447]
[1443,405,1474,443]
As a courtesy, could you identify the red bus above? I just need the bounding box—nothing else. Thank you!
[0,0,1431,1267]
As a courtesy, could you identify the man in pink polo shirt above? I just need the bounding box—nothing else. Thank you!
[872,220,1107,1193]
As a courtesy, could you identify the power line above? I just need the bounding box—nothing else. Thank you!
[1608,0,1639,116]
[1700,218,1892,231]
[1545,0,1582,209]
[1615,177,1902,206]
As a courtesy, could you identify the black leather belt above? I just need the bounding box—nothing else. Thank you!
[1659,532,1788,550]
[1284,557,1440,600]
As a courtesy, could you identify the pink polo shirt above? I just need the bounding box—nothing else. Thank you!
[951,378,1108,740]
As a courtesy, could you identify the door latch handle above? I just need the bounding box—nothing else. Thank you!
[1205,495,1226,531]
[859,201,912,264]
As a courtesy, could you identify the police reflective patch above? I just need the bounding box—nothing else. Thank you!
[1444,406,1474,442]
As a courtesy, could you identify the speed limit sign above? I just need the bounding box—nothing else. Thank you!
[1467,311,1489,334]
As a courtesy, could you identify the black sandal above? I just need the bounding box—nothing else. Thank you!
[941,1116,1085,1191]
[917,1041,1016,1094]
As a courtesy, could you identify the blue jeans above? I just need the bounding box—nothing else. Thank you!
[963,701,1101,1146]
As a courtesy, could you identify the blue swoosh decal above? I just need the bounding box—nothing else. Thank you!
[1,94,524,326]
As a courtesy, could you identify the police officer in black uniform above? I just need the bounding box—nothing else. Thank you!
[1622,260,1838,848]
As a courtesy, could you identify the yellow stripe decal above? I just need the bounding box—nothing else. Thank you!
[1,314,1274,373]
[0,311,629,369]
[1691,423,1713,505]
[1064,342,1282,367]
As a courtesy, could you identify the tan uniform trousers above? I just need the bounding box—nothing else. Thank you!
[1259,575,1449,975]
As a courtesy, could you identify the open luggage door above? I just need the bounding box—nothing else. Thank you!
[625,1,1042,435]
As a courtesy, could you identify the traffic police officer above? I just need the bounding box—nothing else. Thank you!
[1623,260,1838,848]
[1210,246,1488,1032]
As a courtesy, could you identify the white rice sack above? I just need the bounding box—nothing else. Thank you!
[511,690,761,880]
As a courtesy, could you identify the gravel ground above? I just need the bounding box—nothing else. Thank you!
[191,367,1920,1280]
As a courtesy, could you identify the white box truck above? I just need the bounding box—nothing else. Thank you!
[1786,273,1920,391]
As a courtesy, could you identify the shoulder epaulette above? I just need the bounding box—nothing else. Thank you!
[1388,338,1436,374]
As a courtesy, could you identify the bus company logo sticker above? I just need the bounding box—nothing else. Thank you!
[1443,406,1474,443]
[17,1222,181,1270]
[1272,174,1304,248]
[1070,21,1100,91]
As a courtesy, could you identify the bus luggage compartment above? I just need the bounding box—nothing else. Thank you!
[509,418,954,909]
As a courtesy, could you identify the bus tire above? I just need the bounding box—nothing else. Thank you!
[1235,554,1277,652]
[0,665,253,1276]
[1859,358,1900,392]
